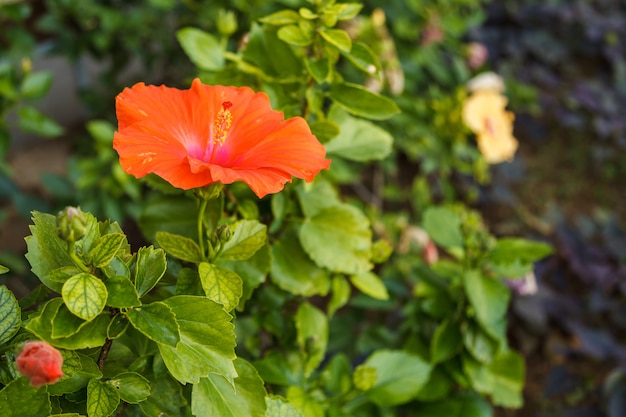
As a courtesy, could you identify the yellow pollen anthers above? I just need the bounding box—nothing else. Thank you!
[212,101,233,145]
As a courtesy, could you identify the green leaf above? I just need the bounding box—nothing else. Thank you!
[319,29,351,53]
[138,374,185,417]
[325,105,393,162]
[362,350,433,406]
[191,358,267,417]
[51,303,92,338]
[89,233,126,268]
[254,351,302,386]
[423,206,464,249]
[126,302,180,347]
[26,298,109,349]
[488,350,525,408]
[265,395,302,417]
[105,276,141,308]
[430,319,463,364]
[138,195,198,242]
[177,27,224,71]
[295,303,328,376]
[299,205,372,274]
[327,82,399,121]
[87,378,120,417]
[198,262,243,311]
[305,57,332,84]
[489,238,552,264]
[62,273,108,322]
[259,10,300,25]
[464,271,510,335]
[349,272,389,300]
[0,377,51,417]
[217,219,267,261]
[25,212,75,293]
[134,246,167,297]
[327,2,363,20]
[295,178,341,218]
[309,119,340,143]
[411,391,493,417]
[0,265,8,274]
[463,321,500,364]
[243,24,303,78]
[0,285,20,345]
[270,227,329,296]
[414,366,453,402]
[327,276,351,316]
[107,372,151,404]
[287,386,324,417]
[277,25,313,47]
[86,119,115,143]
[20,70,53,99]
[155,231,203,263]
[17,106,63,137]
[216,243,271,310]
[157,296,237,385]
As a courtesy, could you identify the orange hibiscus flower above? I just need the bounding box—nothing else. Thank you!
[114,78,331,198]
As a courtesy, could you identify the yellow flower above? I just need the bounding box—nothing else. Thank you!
[462,88,518,164]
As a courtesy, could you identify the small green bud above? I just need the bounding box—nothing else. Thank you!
[217,9,237,37]
[56,206,88,242]
[353,364,377,391]
[216,224,232,243]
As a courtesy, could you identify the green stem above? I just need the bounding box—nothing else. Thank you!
[197,198,208,259]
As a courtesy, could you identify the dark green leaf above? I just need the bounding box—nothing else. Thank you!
[430,319,462,364]
[411,391,492,417]
[20,71,53,99]
[0,377,51,417]
[0,285,20,345]
[295,303,328,376]
[108,372,151,404]
[126,302,180,347]
[17,106,63,137]
[105,276,141,308]
[327,83,399,120]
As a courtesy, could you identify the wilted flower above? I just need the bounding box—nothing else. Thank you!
[114,79,330,198]
[16,341,64,387]
[463,73,518,164]
[506,271,538,296]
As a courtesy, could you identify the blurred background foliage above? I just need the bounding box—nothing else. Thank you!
[1,0,625,416]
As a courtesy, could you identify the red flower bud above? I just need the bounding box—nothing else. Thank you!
[16,341,64,387]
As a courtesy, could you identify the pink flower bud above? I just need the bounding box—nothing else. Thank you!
[423,240,439,265]
[467,42,489,69]
[16,341,64,387]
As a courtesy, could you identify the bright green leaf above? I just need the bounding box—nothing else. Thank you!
[0,265,7,274]
[259,10,300,25]
[464,271,510,334]
[350,272,389,300]
[295,179,341,218]
[326,105,393,162]
[135,246,167,297]
[287,386,324,417]
[305,57,332,84]
[299,205,372,274]
[198,262,243,311]
[157,296,237,385]
[463,321,500,364]
[327,276,351,316]
[488,350,525,408]
[177,27,224,71]
[277,25,313,47]
[126,302,180,347]
[327,82,399,121]
[270,227,329,297]
[87,378,120,417]
[295,303,328,376]
[62,273,108,322]
[0,285,20,345]
[89,233,126,268]
[327,3,363,20]
[423,206,464,249]
[217,219,267,261]
[319,29,351,53]
[105,276,141,308]
[191,358,267,417]
[155,231,203,263]
[265,395,302,417]
[107,372,151,404]
[0,377,51,417]
[363,350,433,406]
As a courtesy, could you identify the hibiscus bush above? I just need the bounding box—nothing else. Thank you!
[0,1,554,416]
